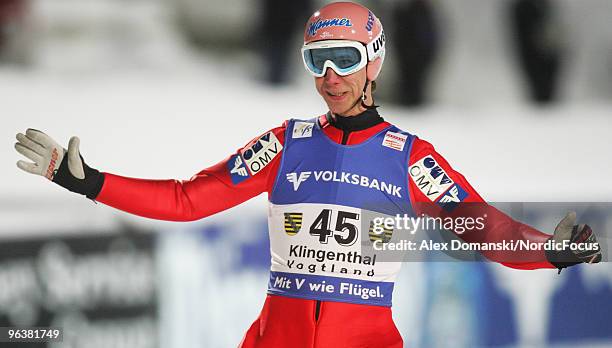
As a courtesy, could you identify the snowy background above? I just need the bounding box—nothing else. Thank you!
[0,0,611,347]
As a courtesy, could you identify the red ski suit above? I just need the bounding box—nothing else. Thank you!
[95,113,554,348]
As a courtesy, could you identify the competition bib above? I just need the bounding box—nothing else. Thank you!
[268,118,415,307]
[268,202,401,306]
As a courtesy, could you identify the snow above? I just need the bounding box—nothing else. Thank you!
[1,1,611,347]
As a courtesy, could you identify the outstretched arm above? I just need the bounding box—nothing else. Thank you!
[407,138,601,271]
[96,151,280,221]
[15,126,286,222]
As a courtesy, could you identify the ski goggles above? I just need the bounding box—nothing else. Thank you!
[301,40,368,77]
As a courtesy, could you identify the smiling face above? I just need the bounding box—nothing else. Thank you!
[315,67,371,117]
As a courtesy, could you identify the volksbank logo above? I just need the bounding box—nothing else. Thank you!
[230,156,248,177]
[227,154,250,185]
[438,184,467,204]
[437,184,468,211]
[287,172,312,191]
[286,170,402,198]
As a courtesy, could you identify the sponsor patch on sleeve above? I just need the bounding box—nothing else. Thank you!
[292,122,314,139]
[240,131,283,175]
[227,154,250,185]
[436,184,468,211]
[382,131,407,151]
[408,155,454,201]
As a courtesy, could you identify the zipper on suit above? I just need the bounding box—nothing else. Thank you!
[315,300,321,321]
[341,131,350,145]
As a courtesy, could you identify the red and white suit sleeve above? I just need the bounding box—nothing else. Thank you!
[95,125,286,222]
[408,138,555,270]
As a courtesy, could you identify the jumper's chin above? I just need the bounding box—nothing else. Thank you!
[325,97,362,117]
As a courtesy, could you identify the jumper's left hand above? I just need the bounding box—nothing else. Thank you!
[546,211,602,272]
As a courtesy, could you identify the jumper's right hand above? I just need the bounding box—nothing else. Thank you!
[15,129,104,199]
[15,128,63,180]
[15,129,85,180]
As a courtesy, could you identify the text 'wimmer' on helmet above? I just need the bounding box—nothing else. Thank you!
[303,1,386,81]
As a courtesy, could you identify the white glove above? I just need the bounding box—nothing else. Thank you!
[15,129,103,199]
[15,129,84,180]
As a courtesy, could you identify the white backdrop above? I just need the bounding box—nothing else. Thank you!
[0,1,611,347]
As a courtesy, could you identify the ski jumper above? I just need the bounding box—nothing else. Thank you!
[95,110,554,347]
